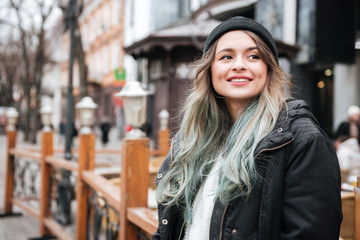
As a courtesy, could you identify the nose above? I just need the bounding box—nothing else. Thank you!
[232,57,246,71]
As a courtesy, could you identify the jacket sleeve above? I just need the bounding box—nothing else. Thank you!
[281,121,343,240]
[152,144,173,240]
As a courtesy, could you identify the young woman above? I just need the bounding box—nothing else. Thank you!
[153,16,342,240]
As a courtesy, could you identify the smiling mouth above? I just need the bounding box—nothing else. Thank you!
[228,78,252,82]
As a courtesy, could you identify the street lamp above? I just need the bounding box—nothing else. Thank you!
[115,81,148,138]
[6,108,19,131]
[76,96,97,134]
[56,0,79,226]
[159,109,169,130]
[58,0,78,160]
[40,105,53,132]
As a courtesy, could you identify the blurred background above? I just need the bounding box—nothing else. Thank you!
[0,0,359,144]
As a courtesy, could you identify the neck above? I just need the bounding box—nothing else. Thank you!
[225,101,246,123]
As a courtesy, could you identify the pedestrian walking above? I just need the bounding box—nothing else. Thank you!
[58,118,66,144]
[153,16,342,240]
[100,117,111,147]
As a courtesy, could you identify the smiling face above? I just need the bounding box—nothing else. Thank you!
[211,30,268,120]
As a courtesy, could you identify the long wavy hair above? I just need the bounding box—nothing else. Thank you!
[156,30,292,223]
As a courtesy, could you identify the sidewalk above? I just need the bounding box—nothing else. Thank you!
[0,127,123,240]
[0,133,40,240]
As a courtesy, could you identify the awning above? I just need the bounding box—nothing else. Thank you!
[125,19,301,59]
[124,19,221,58]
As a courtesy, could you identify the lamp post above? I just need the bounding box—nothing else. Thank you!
[57,0,79,225]
[115,81,148,138]
[3,108,20,217]
[76,96,97,134]
[75,97,97,240]
[58,0,78,160]
[158,109,170,156]
[114,81,150,238]
[40,105,53,132]
[6,108,19,132]
[159,109,169,130]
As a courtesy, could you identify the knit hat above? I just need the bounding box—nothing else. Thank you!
[203,16,278,62]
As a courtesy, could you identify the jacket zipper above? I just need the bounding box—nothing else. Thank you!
[218,203,229,240]
[254,138,294,159]
[217,138,294,239]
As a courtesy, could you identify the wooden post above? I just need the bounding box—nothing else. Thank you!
[75,132,95,240]
[3,129,17,214]
[355,177,360,240]
[120,137,150,240]
[158,109,170,156]
[39,130,54,235]
[159,129,170,157]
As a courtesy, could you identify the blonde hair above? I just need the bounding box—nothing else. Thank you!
[156,30,292,223]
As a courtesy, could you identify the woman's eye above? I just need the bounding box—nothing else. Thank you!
[220,55,232,60]
[248,54,260,60]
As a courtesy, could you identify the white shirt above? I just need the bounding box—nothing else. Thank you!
[183,158,222,240]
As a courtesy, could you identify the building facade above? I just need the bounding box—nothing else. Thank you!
[124,0,360,140]
[48,0,359,140]
[43,0,127,136]
[79,0,125,129]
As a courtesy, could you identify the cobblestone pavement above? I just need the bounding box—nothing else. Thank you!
[0,128,123,240]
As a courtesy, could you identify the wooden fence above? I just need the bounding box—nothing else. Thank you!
[355,177,360,240]
[5,126,360,240]
[2,126,169,240]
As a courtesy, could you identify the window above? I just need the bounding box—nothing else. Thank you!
[104,2,111,30]
[111,40,120,70]
[104,45,110,74]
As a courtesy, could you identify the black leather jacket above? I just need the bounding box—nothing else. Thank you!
[153,99,342,240]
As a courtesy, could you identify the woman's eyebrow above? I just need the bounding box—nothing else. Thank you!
[247,46,258,51]
[216,48,234,55]
[216,46,259,55]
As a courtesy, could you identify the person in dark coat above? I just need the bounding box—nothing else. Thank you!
[100,117,111,147]
[153,16,342,240]
[335,105,360,147]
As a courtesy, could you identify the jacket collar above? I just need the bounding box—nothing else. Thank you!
[254,99,316,156]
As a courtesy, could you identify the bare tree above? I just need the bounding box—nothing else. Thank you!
[74,18,88,99]
[1,0,87,143]
[8,0,55,143]
[0,36,22,107]
[58,0,88,99]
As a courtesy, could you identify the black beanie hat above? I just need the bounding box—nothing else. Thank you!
[203,16,278,62]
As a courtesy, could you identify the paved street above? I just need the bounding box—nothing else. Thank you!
[0,132,39,240]
[0,128,123,240]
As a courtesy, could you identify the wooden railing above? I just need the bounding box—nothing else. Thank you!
[2,127,168,240]
[355,177,360,240]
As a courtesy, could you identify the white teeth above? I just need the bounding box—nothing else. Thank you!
[231,78,250,82]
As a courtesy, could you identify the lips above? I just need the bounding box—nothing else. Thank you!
[227,75,252,82]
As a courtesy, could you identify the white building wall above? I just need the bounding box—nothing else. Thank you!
[333,50,360,131]
[124,0,151,82]
[283,0,297,45]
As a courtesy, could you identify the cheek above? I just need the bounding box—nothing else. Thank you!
[210,63,216,79]
[258,65,268,84]
[210,64,218,86]
[211,63,225,83]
